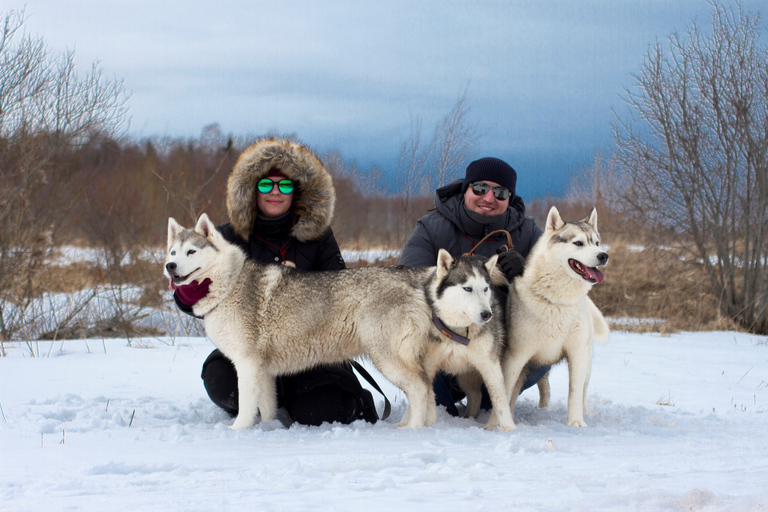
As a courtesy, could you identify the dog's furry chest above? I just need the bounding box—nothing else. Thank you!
[511,285,593,364]
[429,323,499,372]
[199,302,247,357]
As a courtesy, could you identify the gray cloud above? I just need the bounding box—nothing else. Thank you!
[8,0,763,197]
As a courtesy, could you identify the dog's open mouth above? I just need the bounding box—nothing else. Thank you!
[168,269,200,290]
[568,259,605,284]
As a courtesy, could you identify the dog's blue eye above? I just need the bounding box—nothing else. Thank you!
[171,250,176,256]
[187,249,196,256]
[463,287,472,292]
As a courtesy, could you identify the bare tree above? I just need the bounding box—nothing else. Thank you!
[612,1,768,333]
[395,115,431,242]
[429,83,480,188]
[0,10,129,340]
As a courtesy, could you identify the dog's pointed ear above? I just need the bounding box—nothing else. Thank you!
[485,254,509,286]
[546,206,565,232]
[586,207,598,231]
[485,254,499,273]
[436,248,453,280]
[167,217,182,250]
[195,213,216,239]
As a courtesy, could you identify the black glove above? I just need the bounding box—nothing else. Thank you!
[496,249,526,280]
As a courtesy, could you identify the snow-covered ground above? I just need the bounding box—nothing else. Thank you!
[1,331,766,511]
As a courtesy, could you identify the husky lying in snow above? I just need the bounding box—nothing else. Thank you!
[164,214,515,430]
[484,206,610,430]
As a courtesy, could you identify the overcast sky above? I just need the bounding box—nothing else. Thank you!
[5,1,764,198]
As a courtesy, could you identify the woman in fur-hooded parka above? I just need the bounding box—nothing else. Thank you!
[221,137,344,269]
[175,138,377,426]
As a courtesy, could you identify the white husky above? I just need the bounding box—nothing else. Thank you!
[165,214,513,430]
[486,206,610,430]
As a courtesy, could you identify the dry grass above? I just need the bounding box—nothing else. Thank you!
[32,261,166,307]
[20,235,746,340]
[590,239,739,333]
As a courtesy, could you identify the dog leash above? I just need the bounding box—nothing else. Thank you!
[349,360,392,421]
[463,229,514,256]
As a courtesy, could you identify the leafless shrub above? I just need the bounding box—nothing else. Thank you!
[429,83,480,189]
[0,10,129,341]
[611,1,768,333]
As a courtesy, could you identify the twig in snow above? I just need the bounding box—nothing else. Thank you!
[736,367,753,385]
[0,402,7,422]
[656,391,675,407]
[129,409,136,426]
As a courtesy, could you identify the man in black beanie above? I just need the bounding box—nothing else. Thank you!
[399,156,549,417]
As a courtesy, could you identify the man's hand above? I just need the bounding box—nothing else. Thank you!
[496,249,525,280]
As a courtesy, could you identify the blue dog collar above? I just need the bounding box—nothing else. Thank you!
[431,312,471,346]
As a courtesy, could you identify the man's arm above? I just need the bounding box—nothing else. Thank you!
[398,222,438,268]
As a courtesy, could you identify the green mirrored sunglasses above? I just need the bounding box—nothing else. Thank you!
[257,178,294,194]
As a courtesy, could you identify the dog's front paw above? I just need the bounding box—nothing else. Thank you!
[484,421,516,432]
[229,416,255,429]
[483,412,500,430]
[566,418,587,427]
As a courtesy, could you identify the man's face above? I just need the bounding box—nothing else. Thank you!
[463,180,510,215]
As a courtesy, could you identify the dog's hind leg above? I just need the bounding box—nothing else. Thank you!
[537,370,551,409]
[256,371,278,423]
[456,371,483,419]
[375,359,431,428]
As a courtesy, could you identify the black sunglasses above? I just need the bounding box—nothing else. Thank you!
[257,178,294,194]
[470,182,510,200]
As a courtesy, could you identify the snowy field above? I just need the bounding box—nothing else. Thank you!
[1,330,767,512]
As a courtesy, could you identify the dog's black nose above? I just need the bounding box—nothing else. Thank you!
[481,311,492,322]
[598,252,609,265]
[166,262,176,272]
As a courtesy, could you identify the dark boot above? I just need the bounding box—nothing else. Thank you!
[201,349,239,416]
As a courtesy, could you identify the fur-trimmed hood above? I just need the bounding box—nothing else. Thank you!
[226,138,335,242]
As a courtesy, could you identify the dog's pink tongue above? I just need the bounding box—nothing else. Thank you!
[169,277,177,291]
[587,267,605,284]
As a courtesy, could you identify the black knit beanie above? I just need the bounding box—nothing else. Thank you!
[461,157,517,197]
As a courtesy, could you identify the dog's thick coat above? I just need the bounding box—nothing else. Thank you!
[165,214,513,429]
[486,206,610,429]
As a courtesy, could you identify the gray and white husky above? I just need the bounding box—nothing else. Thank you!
[164,214,514,430]
[485,206,610,430]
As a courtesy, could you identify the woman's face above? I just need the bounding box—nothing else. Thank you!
[257,174,294,218]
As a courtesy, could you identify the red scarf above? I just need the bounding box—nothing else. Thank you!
[173,278,212,306]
